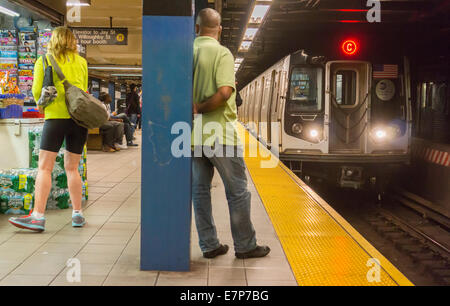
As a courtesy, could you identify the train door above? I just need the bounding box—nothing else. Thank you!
[244,88,248,122]
[244,84,252,124]
[249,81,258,133]
[255,77,265,139]
[327,61,371,153]
[266,70,278,148]
[259,75,271,145]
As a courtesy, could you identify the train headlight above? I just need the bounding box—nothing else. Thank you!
[371,125,401,143]
[375,129,387,139]
[371,127,388,142]
[292,123,303,134]
[310,129,319,138]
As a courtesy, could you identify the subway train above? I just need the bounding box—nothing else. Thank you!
[238,41,412,193]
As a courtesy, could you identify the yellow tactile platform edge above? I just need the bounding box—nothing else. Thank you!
[237,124,413,286]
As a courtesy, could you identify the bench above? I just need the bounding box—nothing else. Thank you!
[87,128,103,150]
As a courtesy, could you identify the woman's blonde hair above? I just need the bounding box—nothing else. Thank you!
[47,27,78,62]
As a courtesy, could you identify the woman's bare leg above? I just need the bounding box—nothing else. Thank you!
[64,151,83,211]
[33,150,58,214]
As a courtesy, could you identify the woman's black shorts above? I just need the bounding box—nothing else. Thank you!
[40,119,88,155]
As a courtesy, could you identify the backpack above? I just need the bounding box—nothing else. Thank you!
[47,54,109,129]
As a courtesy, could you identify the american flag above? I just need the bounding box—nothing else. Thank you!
[373,64,398,79]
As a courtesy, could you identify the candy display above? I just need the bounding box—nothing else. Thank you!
[0,126,88,215]
[0,93,25,119]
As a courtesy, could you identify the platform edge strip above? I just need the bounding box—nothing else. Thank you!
[238,123,414,286]
[277,161,414,287]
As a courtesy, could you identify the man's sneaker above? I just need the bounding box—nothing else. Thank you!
[203,244,229,259]
[127,142,139,147]
[72,213,86,227]
[235,245,270,259]
[9,214,45,232]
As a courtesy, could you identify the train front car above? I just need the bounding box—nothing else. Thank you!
[279,47,412,193]
[239,42,412,195]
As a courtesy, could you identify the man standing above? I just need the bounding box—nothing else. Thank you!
[192,8,270,259]
[126,83,141,129]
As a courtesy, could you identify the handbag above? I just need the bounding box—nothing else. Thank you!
[47,54,109,129]
[36,56,57,108]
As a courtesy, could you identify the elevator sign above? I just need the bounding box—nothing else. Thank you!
[71,28,128,45]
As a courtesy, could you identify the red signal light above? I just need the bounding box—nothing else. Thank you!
[342,40,358,55]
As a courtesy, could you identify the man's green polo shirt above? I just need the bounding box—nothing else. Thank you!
[192,36,239,147]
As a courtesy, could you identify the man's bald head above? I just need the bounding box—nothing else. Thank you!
[196,8,222,40]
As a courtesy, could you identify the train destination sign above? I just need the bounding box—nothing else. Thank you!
[70,28,128,46]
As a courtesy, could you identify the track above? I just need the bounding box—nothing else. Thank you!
[366,191,450,285]
[313,184,450,286]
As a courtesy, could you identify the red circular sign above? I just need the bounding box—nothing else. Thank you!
[342,40,357,55]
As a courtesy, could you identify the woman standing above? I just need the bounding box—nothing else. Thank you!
[9,27,88,232]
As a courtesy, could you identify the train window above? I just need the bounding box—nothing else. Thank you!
[335,70,357,106]
[288,67,322,112]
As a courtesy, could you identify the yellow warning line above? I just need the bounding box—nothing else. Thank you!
[238,125,413,286]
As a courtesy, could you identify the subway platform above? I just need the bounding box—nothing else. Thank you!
[0,131,296,286]
[0,127,414,286]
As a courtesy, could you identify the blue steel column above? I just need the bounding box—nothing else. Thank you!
[141,1,193,271]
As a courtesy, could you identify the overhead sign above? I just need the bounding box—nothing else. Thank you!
[70,28,128,45]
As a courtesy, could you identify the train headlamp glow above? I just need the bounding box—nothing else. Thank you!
[292,123,303,134]
[310,129,319,138]
[371,125,401,142]
[375,129,387,139]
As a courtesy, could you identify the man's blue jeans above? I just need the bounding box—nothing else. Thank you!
[192,146,257,253]
[130,113,138,127]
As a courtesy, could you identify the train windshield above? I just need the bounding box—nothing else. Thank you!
[288,67,323,112]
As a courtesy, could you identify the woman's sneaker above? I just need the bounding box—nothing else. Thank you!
[9,215,45,232]
[72,213,86,227]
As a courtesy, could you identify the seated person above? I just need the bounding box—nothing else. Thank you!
[100,120,125,152]
[98,93,127,152]
[99,93,138,147]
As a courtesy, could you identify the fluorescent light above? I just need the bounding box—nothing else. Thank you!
[239,41,252,52]
[67,1,91,6]
[235,57,244,64]
[249,5,270,24]
[0,6,20,17]
[243,28,258,41]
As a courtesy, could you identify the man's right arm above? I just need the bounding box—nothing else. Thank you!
[194,86,233,114]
